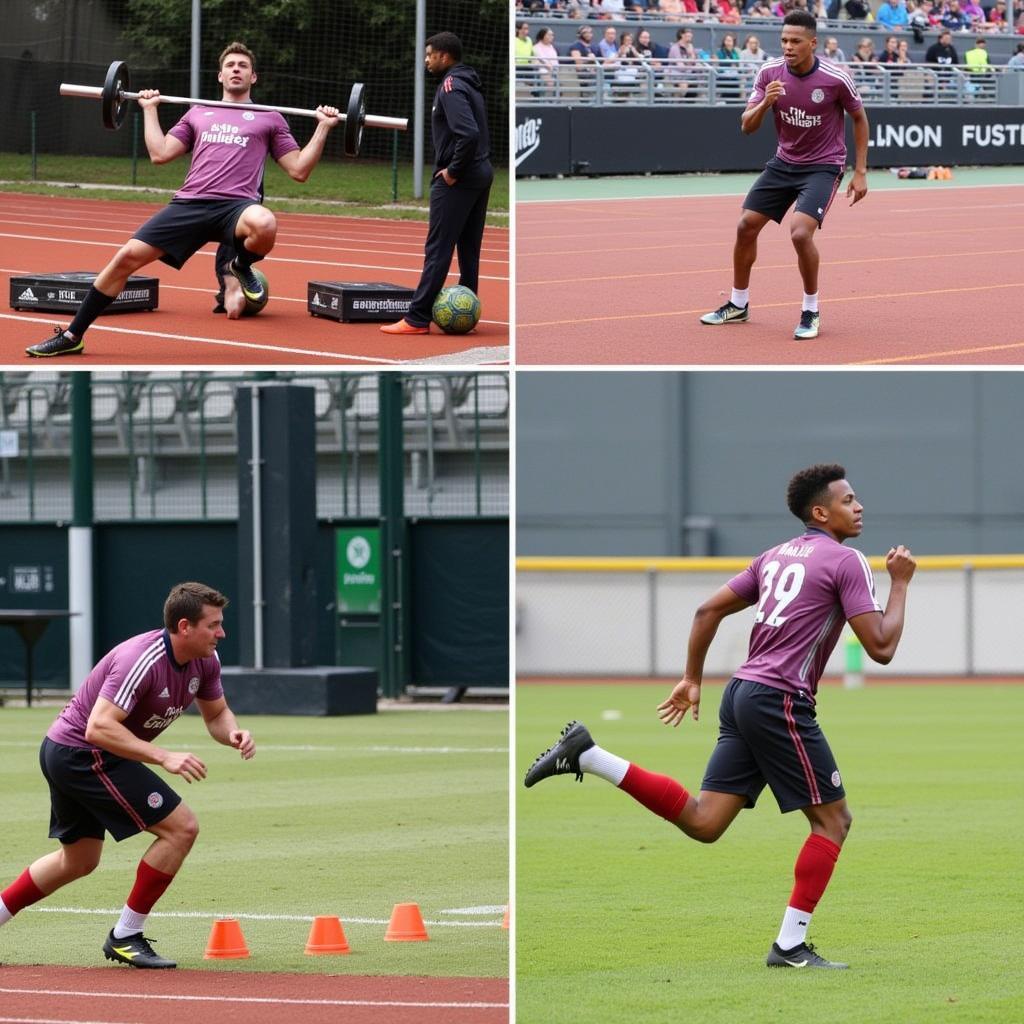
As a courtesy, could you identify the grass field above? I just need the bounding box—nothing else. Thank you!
[517,680,1024,1024]
[0,154,509,223]
[0,706,508,976]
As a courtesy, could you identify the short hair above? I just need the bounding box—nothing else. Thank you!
[219,42,256,71]
[783,9,818,30]
[786,464,847,523]
[426,31,462,61]
[164,582,229,632]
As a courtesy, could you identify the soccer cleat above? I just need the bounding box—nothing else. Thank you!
[380,319,430,335]
[228,257,267,304]
[103,929,177,969]
[699,301,749,326]
[766,941,848,969]
[524,720,595,788]
[26,327,84,358]
[793,310,820,340]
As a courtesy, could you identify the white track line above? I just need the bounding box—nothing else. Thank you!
[0,1017,146,1024]
[0,990,507,1011]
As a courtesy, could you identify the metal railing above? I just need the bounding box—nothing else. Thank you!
[516,57,1003,105]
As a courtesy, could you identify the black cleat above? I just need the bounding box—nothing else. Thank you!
[766,941,848,969]
[26,327,84,358]
[228,257,266,304]
[524,720,594,788]
[103,929,177,969]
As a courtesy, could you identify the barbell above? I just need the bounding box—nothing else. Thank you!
[59,61,408,158]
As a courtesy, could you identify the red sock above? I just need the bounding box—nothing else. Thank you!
[617,764,690,821]
[126,860,175,915]
[789,833,842,913]
[1,867,47,916]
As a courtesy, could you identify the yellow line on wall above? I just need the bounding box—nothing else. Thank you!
[516,555,1024,573]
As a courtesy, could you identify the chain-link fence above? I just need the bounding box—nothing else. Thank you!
[0,370,509,522]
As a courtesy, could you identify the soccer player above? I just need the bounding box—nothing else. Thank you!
[27,42,340,357]
[381,32,493,335]
[699,11,869,341]
[0,582,254,968]
[525,464,916,969]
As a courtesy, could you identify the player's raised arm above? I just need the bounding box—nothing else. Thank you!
[848,545,916,663]
[742,78,785,135]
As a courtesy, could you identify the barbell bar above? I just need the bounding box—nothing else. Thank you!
[59,61,407,158]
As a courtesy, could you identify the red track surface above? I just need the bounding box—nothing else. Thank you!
[517,183,1024,365]
[0,966,508,1024]
[0,194,508,365]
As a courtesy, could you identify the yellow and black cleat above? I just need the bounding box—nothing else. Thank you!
[103,929,177,969]
[26,327,84,358]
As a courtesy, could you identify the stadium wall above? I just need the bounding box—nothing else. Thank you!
[516,104,1024,175]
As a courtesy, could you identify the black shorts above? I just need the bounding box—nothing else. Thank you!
[701,678,845,813]
[39,738,181,843]
[744,157,843,228]
[133,198,257,270]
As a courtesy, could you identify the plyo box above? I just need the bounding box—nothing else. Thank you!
[307,281,414,323]
[9,272,159,313]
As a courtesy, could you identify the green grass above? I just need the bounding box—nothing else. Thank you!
[0,153,509,223]
[0,707,508,976]
[517,681,1024,1024]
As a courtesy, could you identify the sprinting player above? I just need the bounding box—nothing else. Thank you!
[27,42,340,356]
[0,582,254,968]
[699,11,869,341]
[526,464,916,969]
[381,32,493,335]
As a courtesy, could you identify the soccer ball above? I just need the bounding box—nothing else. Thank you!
[242,269,270,316]
[431,285,481,334]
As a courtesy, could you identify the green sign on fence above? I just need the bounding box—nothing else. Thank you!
[336,528,381,614]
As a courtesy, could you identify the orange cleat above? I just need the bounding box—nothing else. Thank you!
[380,319,430,335]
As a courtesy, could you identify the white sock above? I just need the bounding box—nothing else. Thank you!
[730,288,749,309]
[775,905,812,951]
[112,905,148,939]
[0,896,12,927]
[802,292,819,313]
[578,744,630,785]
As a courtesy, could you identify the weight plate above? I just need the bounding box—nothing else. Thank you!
[344,82,365,158]
[101,60,130,130]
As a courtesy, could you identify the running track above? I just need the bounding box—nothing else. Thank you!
[517,182,1024,365]
[0,966,508,1024]
[0,194,508,365]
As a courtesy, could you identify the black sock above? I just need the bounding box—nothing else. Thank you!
[233,243,263,270]
[67,285,117,339]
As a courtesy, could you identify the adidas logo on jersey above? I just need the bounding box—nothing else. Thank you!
[158,687,170,698]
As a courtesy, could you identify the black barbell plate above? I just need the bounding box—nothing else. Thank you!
[101,60,130,131]
[344,82,365,158]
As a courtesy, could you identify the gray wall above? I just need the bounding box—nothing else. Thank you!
[516,371,1024,556]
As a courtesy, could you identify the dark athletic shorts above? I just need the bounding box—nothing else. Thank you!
[744,156,843,228]
[133,197,257,270]
[701,677,845,813]
[39,737,181,843]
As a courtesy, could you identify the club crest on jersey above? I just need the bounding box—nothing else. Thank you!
[811,88,825,103]
[831,770,841,787]
[189,677,200,695]
[243,111,255,120]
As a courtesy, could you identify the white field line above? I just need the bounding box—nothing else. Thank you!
[0,989,508,1011]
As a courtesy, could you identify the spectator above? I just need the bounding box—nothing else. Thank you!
[719,0,745,22]
[896,38,913,61]
[987,0,1009,27]
[877,0,911,26]
[1008,40,1024,66]
[748,0,775,12]
[925,27,959,62]
[714,31,742,99]
[610,33,645,99]
[844,0,874,20]
[877,34,902,61]
[515,22,534,66]
[852,36,877,59]
[569,25,601,89]
[740,33,770,63]
[667,26,702,96]
[635,29,665,64]
[941,0,972,30]
[597,26,620,59]
[533,28,560,95]
[659,0,687,17]
[823,37,847,61]
[908,0,935,40]
[959,0,986,26]
[964,35,991,69]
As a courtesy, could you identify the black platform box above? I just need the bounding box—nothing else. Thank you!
[307,280,414,322]
[9,272,158,313]
[218,666,378,716]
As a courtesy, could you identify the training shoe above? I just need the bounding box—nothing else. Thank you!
[524,720,595,788]
[699,301,749,326]
[103,929,177,969]
[26,327,84,358]
[766,942,848,969]
[228,257,266,304]
[380,319,430,335]
[793,310,820,340]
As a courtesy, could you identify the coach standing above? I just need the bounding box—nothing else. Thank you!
[382,32,493,335]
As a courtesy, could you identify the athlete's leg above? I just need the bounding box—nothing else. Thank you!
[234,204,277,263]
[734,209,772,290]
[0,838,104,926]
[671,789,748,843]
[454,182,491,295]
[93,239,164,296]
[789,211,821,296]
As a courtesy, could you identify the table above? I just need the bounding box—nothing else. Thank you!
[0,610,78,707]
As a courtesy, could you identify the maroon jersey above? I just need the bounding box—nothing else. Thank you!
[727,528,881,700]
[47,629,223,749]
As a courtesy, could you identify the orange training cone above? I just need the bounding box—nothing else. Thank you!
[384,902,429,942]
[502,906,510,930]
[305,915,351,955]
[204,918,250,959]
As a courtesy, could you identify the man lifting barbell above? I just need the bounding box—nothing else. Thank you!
[26,41,341,356]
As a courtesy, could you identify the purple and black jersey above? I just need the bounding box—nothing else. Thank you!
[727,528,881,700]
[748,57,862,167]
[47,629,223,749]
